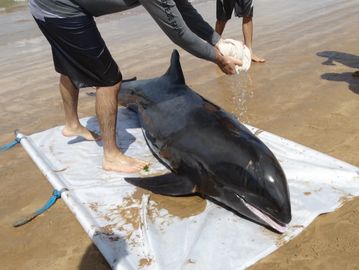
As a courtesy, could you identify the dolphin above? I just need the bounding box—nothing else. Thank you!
[118,50,291,233]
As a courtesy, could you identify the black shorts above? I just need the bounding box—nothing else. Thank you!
[216,0,254,21]
[34,16,122,89]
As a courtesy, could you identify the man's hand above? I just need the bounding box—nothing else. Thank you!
[214,46,242,75]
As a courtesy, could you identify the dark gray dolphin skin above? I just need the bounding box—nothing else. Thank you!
[119,50,291,233]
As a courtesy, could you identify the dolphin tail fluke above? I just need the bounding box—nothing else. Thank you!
[125,173,196,196]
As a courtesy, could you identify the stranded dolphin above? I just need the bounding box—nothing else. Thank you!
[118,50,291,233]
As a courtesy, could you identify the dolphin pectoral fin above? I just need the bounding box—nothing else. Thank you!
[125,173,196,196]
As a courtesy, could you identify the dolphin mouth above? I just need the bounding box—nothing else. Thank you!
[235,194,288,233]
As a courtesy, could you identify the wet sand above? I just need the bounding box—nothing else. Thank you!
[1,0,359,269]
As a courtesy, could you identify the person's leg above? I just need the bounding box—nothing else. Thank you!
[242,16,265,63]
[36,15,146,172]
[59,74,100,140]
[96,82,147,173]
[215,0,233,35]
[215,20,227,35]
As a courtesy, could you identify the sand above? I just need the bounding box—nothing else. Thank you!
[0,0,359,269]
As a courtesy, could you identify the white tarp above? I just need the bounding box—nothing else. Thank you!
[18,108,359,270]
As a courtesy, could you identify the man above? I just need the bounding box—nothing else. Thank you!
[215,0,265,63]
[28,0,241,173]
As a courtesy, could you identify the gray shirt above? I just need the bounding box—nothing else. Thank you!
[29,0,220,62]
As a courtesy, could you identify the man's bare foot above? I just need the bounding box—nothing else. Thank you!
[62,125,101,141]
[103,152,148,173]
[251,53,266,63]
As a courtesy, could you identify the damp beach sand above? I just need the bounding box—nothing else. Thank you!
[1,0,359,269]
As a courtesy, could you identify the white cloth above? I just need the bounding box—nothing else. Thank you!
[217,38,252,74]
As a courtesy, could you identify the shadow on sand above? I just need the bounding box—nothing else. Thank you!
[79,244,111,270]
[317,51,359,94]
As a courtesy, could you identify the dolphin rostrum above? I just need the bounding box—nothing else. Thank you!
[119,50,291,233]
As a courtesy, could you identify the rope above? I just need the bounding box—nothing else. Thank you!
[13,189,67,227]
[0,137,21,151]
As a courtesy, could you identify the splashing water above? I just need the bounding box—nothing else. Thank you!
[229,73,254,123]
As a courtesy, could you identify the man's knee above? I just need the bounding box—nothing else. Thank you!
[96,81,121,93]
[60,74,78,90]
[242,16,252,24]
[217,19,228,25]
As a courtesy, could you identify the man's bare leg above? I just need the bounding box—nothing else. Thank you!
[59,74,100,140]
[96,82,147,173]
[215,20,227,35]
[242,16,266,63]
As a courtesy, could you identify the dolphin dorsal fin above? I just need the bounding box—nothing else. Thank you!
[164,50,185,85]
